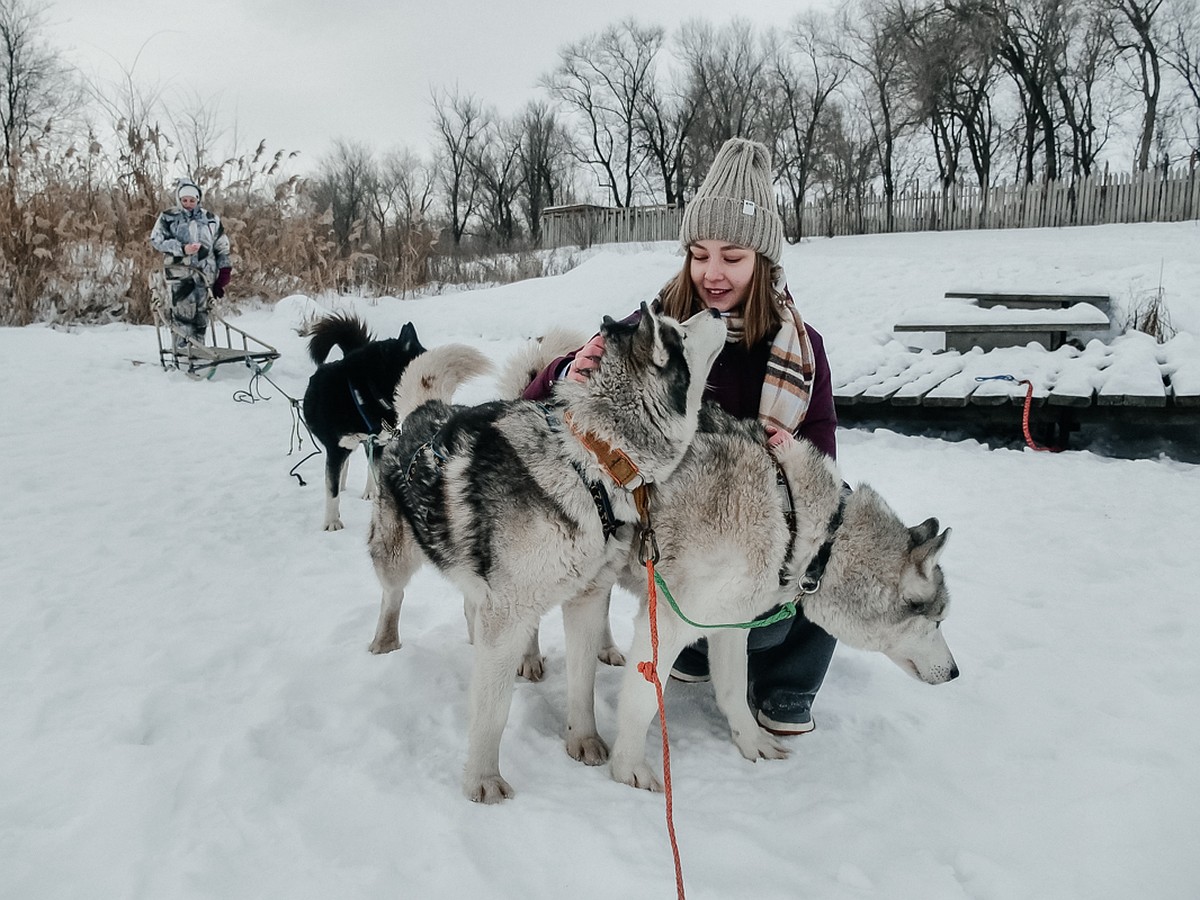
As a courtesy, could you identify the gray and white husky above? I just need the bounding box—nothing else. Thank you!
[608,404,959,791]
[366,305,726,802]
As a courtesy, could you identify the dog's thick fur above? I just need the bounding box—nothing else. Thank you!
[367,306,726,802]
[608,403,958,790]
[301,313,425,531]
[494,326,627,678]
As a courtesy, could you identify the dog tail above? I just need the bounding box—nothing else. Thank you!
[305,312,373,365]
[393,344,493,420]
[494,327,590,400]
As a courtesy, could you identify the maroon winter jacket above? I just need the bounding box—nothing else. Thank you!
[520,313,838,460]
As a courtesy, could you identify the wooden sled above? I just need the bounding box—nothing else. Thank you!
[154,299,280,380]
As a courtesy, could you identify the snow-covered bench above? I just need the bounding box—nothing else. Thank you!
[893,292,1113,352]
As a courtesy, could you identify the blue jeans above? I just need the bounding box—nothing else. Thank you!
[746,609,837,720]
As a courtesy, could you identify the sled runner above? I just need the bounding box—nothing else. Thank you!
[155,306,281,379]
[153,269,279,379]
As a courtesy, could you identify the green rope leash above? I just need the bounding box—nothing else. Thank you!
[653,570,798,630]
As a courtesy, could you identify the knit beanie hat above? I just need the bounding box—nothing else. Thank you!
[176,181,202,203]
[679,138,783,265]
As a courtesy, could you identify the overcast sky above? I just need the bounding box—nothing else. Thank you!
[49,0,824,180]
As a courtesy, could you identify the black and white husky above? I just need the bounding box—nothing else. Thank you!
[366,305,726,802]
[609,404,959,791]
[301,313,426,531]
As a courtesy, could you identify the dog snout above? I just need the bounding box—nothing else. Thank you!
[924,658,959,684]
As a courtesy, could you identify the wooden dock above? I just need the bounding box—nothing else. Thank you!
[833,335,1200,445]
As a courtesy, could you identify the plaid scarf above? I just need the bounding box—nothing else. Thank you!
[760,293,815,435]
[725,283,815,435]
[659,272,816,435]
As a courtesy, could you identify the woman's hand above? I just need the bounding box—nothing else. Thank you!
[565,333,606,383]
[765,425,795,452]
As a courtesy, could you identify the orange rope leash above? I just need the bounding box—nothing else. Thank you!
[1016,379,1061,453]
[975,375,1063,453]
[637,557,686,900]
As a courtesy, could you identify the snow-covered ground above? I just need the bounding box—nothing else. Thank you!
[2,222,1198,899]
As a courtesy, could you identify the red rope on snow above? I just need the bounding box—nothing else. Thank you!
[976,375,1063,453]
[637,557,687,900]
[1016,378,1062,453]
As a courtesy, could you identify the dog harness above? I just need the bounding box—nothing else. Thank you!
[349,377,394,435]
[543,405,632,541]
[799,483,852,593]
[774,459,851,593]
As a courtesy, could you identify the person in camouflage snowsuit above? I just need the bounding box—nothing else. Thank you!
[149,179,232,349]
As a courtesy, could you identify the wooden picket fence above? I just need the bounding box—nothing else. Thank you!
[539,167,1200,247]
[540,203,684,248]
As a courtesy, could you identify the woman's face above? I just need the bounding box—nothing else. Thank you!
[688,240,756,314]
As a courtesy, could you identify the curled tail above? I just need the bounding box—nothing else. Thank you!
[494,327,589,400]
[393,344,493,420]
[306,312,373,365]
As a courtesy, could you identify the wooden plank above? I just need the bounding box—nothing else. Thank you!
[920,369,981,407]
[833,354,923,405]
[1046,343,1112,407]
[1095,342,1166,407]
[894,320,1110,334]
[1163,339,1200,406]
[945,292,1111,310]
[886,355,968,405]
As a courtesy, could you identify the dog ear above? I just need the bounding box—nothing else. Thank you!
[908,517,939,546]
[398,321,425,354]
[910,525,951,578]
[632,302,671,367]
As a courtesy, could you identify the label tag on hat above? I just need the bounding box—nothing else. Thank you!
[742,200,757,216]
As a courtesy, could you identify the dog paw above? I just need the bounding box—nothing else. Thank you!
[598,645,626,667]
[464,774,514,804]
[516,654,546,682]
[368,637,400,654]
[323,519,344,532]
[610,758,663,792]
[566,733,609,766]
[733,728,790,762]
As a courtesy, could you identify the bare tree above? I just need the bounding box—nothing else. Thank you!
[514,101,574,241]
[770,11,850,239]
[542,19,664,207]
[430,86,487,245]
[636,68,698,206]
[834,0,918,230]
[1108,0,1167,170]
[0,0,79,176]
[471,115,525,247]
[166,93,226,186]
[382,147,435,234]
[1163,0,1200,153]
[311,138,376,257]
[984,0,1073,182]
[676,18,774,174]
[1051,0,1120,178]
[811,100,882,234]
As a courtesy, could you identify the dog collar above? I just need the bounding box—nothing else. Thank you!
[562,411,647,491]
[798,484,852,594]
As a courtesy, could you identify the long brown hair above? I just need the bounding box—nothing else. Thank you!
[656,250,783,348]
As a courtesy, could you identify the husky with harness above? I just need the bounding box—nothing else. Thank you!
[366,305,726,802]
[301,312,427,531]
